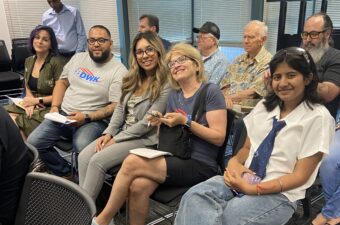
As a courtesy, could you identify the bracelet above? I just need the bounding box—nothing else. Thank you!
[277,179,283,192]
[256,184,261,196]
[51,105,59,108]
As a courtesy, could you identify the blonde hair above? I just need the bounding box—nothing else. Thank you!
[120,31,168,103]
[165,43,207,89]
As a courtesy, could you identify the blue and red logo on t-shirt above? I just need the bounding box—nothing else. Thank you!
[76,67,100,83]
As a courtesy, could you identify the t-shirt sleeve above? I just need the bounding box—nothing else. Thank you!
[298,108,335,159]
[59,56,75,80]
[205,83,226,112]
[321,50,340,86]
[108,64,127,103]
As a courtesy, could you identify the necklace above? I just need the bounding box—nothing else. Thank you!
[178,82,202,106]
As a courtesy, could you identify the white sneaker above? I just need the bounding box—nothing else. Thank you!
[91,217,115,225]
[91,218,99,225]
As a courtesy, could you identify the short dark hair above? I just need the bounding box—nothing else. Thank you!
[28,25,59,55]
[89,25,111,38]
[139,14,159,33]
[264,47,322,111]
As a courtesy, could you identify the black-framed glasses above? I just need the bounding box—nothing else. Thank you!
[135,46,156,58]
[168,55,190,69]
[87,38,110,45]
[300,29,327,40]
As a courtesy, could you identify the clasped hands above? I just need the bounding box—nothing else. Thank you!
[22,96,42,117]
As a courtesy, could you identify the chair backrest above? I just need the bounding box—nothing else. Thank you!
[14,172,96,225]
[11,38,31,72]
[333,29,340,50]
[0,40,12,72]
[216,109,235,171]
[25,142,39,172]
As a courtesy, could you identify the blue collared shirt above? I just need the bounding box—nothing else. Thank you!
[42,4,87,53]
[203,49,229,85]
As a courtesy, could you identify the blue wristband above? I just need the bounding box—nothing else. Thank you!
[185,115,192,128]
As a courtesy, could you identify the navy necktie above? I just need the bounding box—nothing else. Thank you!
[249,117,286,179]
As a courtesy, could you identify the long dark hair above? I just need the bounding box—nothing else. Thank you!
[264,47,322,111]
[28,25,59,55]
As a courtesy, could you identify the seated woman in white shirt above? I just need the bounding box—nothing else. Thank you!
[174,47,335,225]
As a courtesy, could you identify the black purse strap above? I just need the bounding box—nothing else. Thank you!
[191,83,210,121]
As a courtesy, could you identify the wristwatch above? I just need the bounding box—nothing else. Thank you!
[38,97,44,104]
[84,113,91,123]
[185,116,192,128]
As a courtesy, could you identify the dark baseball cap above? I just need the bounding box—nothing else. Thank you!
[193,21,220,40]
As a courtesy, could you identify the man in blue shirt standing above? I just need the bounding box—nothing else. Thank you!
[42,0,87,59]
[193,21,229,85]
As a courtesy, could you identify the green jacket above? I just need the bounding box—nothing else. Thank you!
[24,53,65,97]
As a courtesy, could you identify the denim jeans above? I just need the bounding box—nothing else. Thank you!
[27,118,107,176]
[320,130,340,219]
[174,176,296,225]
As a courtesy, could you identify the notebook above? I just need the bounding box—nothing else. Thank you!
[130,148,172,159]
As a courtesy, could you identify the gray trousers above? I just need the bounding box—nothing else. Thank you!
[78,138,146,200]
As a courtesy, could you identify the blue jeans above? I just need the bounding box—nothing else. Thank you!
[27,118,107,176]
[320,130,340,219]
[174,176,296,225]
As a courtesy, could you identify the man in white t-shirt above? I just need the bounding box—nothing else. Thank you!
[27,25,127,177]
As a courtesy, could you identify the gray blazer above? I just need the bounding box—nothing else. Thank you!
[103,84,171,146]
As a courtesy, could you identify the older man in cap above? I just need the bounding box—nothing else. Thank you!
[193,21,229,85]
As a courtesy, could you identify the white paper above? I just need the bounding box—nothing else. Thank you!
[44,112,76,124]
[6,96,25,110]
[130,148,172,159]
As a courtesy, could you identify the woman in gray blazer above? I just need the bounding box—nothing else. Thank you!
[78,31,171,200]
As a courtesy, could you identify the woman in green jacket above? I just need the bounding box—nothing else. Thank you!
[6,25,65,139]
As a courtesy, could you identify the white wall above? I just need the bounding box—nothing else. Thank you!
[0,0,12,56]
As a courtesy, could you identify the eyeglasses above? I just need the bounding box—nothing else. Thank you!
[135,46,156,58]
[197,34,215,40]
[168,55,190,69]
[87,38,110,45]
[300,29,327,40]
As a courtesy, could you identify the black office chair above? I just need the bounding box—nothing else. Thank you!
[333,29,340,50]
[14,172,96,225]
[25,142,39,172]
[11,38,32,74]
[54,137,78,178]
[0,40,24,99]
[148,110,235,224]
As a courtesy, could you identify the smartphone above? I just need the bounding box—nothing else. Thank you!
[242,172,261,184]
[146,111,161,118]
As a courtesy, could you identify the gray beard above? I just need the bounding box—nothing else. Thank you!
[304,41,329,63]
